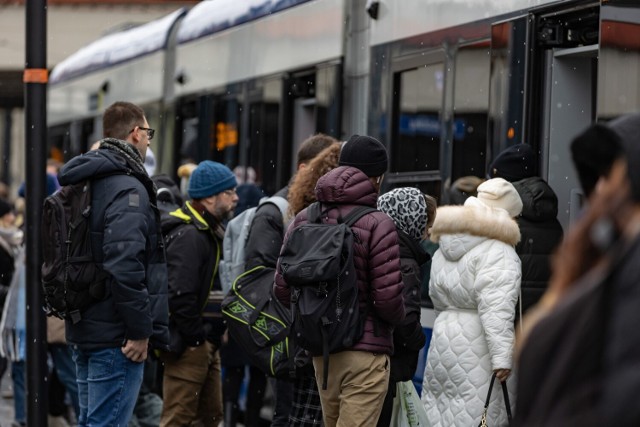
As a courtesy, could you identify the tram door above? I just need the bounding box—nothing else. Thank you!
[490,7,600,232]
[284,65,342,180]
[542,44,597,230]
[543,1,640,230]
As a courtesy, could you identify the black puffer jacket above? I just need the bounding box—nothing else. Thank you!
[513,177,563,315]
[245,186,288,270]
[58,147,169,350]
[162,202,225,353]
[275,167,405,354]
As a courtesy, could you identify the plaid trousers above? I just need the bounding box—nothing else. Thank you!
[289,372,323,426]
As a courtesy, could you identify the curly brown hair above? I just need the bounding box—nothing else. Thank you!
[288,142,342,216]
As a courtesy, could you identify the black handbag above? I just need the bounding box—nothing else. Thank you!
[478,372,512,427]
[221,265,293,378]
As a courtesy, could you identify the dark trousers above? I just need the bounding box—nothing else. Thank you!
[270,377,293,427]
[377,380,396,427]
[223,365,267,426]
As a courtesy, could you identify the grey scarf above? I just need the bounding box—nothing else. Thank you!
[99,138,158,203]
[99,138,147,176]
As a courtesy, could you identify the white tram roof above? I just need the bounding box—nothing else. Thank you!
[50,8,187,85]
[176,0,312,44]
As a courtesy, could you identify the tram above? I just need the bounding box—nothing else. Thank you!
[47,0,640,392]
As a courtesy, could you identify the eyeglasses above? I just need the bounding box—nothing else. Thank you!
[130,126,155,140]
[222,188,237,196]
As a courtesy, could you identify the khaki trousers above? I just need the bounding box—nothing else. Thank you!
[313,351,390,427]
[160,341,223,426]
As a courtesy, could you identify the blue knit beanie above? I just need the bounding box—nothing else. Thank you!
[188,160,237,199]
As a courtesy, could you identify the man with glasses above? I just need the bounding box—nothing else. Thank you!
[57,101,169,425]
[159,160,238,426]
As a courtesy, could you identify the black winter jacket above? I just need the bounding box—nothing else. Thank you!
[391,230,429,382]
[0,229,20,313]
[245,186,288,270]
[162,202,225,353]
[514,236,640,426]
[513,177,563,315]
[58,148,170,350]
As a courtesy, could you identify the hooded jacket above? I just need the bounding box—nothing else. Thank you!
[422,199,521,427]
[274,166,405,355]
[391,230,428,382]
[512,177,563,315]
[161,202,225,353]
[58,147,169,350]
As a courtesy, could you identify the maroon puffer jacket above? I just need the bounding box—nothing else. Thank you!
[274,166,405,355]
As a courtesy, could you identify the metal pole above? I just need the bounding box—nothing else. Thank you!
[24,1,48,426]
[2,109,12,185]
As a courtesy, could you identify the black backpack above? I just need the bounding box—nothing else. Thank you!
[279,202,376,389]
[41,179,109,323]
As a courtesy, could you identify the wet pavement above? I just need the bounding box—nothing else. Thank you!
[0,368,15,426]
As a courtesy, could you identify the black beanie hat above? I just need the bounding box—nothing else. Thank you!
[0,198,13,218]
[338,134,388,177]
[488,144,536,183]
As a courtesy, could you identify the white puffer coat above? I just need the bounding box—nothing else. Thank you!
[422,198,521,427]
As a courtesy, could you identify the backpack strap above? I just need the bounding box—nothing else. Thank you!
[342,206,378,227]
[260,195,288,216]
[310,204,377,226]
[307,202,323,224]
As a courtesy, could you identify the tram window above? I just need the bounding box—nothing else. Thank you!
[248,79,281,196]
[212,98,241,166]
[66,119,95,160]
[316,65,341,137]
[598,17,640,119]
[392,63,444,173]
[48,124,69,163]
[451,45,490,180]
[180,117,199,163]
[176,95,241,166]
[247,101,274,194]
[386,180,441,204]
[177,99,200,165]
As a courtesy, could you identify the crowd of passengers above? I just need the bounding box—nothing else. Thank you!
[1,102,640,427]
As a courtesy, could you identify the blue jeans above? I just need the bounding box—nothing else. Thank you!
[72,346,144,427]
[50,344,80,417]
[12,361,26,425]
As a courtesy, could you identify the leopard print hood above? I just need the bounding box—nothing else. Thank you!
[377,187,428,241]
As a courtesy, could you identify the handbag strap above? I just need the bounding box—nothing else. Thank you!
[479,373,512,427]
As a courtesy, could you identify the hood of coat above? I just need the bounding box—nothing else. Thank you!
[437,233,488,262]
[58,149,131,186]
[608,113,640,201]
[430,201,521,261]
[315,166,378,207]
[513,176,559,222]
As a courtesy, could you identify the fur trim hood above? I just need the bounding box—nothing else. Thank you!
[430,202,521,247]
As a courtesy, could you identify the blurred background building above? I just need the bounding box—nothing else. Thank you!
[0,0,199,195]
